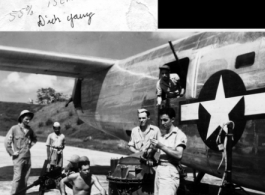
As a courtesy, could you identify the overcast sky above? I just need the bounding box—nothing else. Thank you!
[0,31,197,103]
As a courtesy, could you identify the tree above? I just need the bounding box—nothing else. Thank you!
[36,87,69,105]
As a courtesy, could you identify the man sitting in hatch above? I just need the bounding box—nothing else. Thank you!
[156,65,184,107]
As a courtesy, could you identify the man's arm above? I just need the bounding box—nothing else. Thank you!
[46,146,51,160]
[129,146,139,154]
[160,145,184,160]
[156,80,162,106]
[92,175,107,195]
[60,173,77,195]
[5,127,14,156]
[45,134,51,159]
[128,130,139,154]
[150,139,184,160]
[30,129,38,148]
[61,135,65,149]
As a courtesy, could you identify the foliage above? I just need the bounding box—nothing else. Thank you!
[65,123,71,130]
[38,122,44,128]
[69,111,73,117]
[45,118,53,126]
[36,87,69,105]
[76,118,84,125]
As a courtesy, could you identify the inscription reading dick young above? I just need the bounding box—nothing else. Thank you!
[37,12,95,28]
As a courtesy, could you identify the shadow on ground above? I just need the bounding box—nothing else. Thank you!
[90,165,110,175]
[0,166,42,181]
[26,192,39,195]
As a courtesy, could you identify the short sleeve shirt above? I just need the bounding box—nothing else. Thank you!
[156,74,181,99]
[46,132,65,148]
[128,125,161,152]
[158,127,187,163]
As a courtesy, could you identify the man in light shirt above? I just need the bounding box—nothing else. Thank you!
[46,122,65,171]
[5,110,37,195]
[128,108,161,154]
[151,107,187,195]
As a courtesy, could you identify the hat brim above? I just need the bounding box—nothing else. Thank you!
[18,112,34,123]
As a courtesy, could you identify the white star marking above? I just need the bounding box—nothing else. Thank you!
[200,76,243,140]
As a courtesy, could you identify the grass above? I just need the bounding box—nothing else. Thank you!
[45,118,53,126]
[76,118,84,125]
[38,122,44,128]
[65,123,71,130]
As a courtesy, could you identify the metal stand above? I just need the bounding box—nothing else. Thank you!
[217,122,250,195]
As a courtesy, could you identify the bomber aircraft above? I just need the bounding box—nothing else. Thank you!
[0,32,265,193]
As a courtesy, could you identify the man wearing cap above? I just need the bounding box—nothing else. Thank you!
[4,110,37,195]
[156,65,184,107]
[60,156,107,195]
[150,107,187,195]
[62,154,80,177]
[46,122,65,171]
[128,108,160,156]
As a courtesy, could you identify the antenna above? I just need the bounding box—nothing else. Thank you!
[168,41,179,62]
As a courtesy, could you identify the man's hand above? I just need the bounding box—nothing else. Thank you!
[13,151,19,157]
[57,149,63,154]
[150,139,164,149]
[157,97,162,106]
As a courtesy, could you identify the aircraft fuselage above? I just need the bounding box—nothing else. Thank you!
[75,32,265,192]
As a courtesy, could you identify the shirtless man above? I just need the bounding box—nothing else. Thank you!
[60,156,106,195]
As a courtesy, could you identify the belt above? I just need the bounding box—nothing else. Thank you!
[158,161,178,166]
[51,146,62,150]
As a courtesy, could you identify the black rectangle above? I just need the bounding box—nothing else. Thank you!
[158,0,265,29]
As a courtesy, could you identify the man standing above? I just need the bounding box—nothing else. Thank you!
[46,122,65,171]
[128,108,160,154]
[60,156,106,195]
[151,107,187,195]
[5,110,37,195]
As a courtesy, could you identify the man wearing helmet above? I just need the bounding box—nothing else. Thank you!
[60,156,106,195]
[4,110,37,195]
[62,154,80,177]
[46,122,65,171]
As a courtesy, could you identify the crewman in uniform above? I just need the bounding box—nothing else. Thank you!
[46,122,65,171]
[60,156,107,195]
[4,110,37,195]
[150,107,187,195]
[128,108,161,155]
[156,65,184,107]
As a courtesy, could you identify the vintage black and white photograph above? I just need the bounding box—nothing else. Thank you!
[0,32,265,195]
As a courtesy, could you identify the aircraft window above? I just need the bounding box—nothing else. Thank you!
[166,57,190,91]
[235,52,255,69]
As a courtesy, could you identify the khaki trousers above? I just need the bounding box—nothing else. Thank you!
[154,165,179,195]
[11,157,31,195]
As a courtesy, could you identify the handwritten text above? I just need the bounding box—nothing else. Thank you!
[47,0,74,7]
[37,15,61,27]
[9,5,33,22]
[37,12,95,28]
[67,12,95,28]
